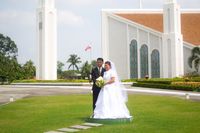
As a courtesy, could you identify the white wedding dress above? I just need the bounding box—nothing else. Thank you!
[93,62,131,119]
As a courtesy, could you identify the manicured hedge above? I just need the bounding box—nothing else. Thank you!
[133,77,200,92]
[186,77,200,82]
[136,80,172,85]
[137,77,200,82]
[172,82,200,88]
[133,83,200,92]
[121,79,137,82]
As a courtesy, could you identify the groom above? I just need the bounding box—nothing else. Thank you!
[91,58,106,111]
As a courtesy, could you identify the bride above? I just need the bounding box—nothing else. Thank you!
[93,61,132,119]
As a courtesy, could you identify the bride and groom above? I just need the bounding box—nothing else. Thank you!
[91,58,132,119]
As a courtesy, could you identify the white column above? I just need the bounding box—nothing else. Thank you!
[159,37,163,78]
[36,0,57,80]
[137,28,141,78]
[162,0,184,78]
[101,11,109,61]
[148,32,151,78]
[127,24,131,79]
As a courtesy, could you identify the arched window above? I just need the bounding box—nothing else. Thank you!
[130,40,138,78]
[151,49,160,78]
[140,44,148,78]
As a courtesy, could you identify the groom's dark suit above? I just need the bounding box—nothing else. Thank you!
[91,67,106,110]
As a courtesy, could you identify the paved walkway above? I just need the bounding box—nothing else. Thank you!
[44,122,103,133]
[0,85,200,105]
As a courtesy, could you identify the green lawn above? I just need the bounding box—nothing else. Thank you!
[0,94,200,133]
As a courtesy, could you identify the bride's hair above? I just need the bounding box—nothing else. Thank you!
[105,61,111,67]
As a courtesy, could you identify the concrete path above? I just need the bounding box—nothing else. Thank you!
[44,122,103,133]
[0,85,200,105]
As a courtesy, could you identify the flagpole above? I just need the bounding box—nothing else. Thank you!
[139,0,142,9]
[89,43,92,63]
[90,49,92,63]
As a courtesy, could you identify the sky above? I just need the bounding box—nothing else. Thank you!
[0,0,199,69]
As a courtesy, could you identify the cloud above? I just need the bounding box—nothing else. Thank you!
[57,0,105,7]
[0,9,85,27]
[56,0,115,8]
[0,10,35,27]
[68,0,101,5]
[58,10,85,26]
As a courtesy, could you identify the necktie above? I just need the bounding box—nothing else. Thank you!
[98,67,101,76]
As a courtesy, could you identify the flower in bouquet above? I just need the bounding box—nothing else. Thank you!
[96,76,105,88]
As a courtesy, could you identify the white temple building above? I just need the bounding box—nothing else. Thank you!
[102,0,200,79]
[36,0,57,80]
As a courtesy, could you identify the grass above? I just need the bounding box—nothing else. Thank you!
[0,94,200,133]
[13,79,136,83]
[12,79,89,83]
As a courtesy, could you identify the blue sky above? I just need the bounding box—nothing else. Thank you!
[0,0,199,69]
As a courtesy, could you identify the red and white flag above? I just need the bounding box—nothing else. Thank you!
[85,45,92,51]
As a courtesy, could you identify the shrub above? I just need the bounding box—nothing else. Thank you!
[172,82,200,89]
[136,78,184,84]
[133,83,200,92]
[184,71,200,78]
[121,79,137,82]
[132,77,200,92]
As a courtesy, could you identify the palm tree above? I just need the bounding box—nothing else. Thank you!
[67,54,81,71]
[188,47,200,72]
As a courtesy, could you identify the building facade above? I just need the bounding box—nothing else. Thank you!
[102,0,200,79]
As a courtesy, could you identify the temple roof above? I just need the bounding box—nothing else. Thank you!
[116,12,200,45]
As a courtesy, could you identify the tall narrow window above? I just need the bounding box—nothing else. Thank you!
[151,49,160,78]
[130,40,138,78]
[140,44,149,78]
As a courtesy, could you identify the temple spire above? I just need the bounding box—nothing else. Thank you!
[36,0,57,80]
[165,0,176,4]
[38,0,55,8]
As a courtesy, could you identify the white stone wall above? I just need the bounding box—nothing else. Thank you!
[105,14,163,79]
[139,29,148,46]
[149,33,160,51]
[108,17,129,79]
[128,26,137,41]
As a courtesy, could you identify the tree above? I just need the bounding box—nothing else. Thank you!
[57,61,64,72]
[188,47,200,72]
[57,61,64,79]
[67,54,81,71]
[81,61,92,79]
[23,60,36,79]
[0,33,18,59]
[0,34,19,83]
[91,60,97,68]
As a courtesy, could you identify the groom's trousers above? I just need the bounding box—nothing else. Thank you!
[93,87,101,111]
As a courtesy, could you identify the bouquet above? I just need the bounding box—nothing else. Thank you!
[95,76,105,88]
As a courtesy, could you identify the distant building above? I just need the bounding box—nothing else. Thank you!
[102,0,200,79]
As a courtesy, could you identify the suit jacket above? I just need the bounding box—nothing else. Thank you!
[91,67,106,90]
